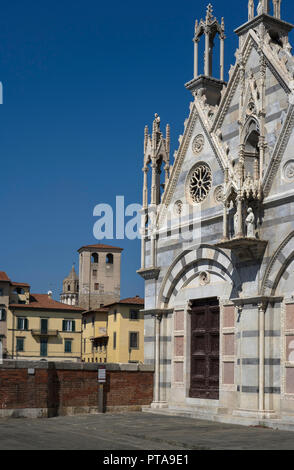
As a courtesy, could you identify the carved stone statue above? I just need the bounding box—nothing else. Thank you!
[246,207,256,238]
[154,113,161,132]
[248,0,255,20]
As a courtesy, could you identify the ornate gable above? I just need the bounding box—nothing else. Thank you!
[138,2,294,276]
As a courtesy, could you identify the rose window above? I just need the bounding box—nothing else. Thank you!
[189,164,212,203]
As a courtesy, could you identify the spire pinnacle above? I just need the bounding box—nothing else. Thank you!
[192,4,225,82]
[206,3,214,23]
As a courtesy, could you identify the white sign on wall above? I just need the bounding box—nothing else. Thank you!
[98,368,106,383]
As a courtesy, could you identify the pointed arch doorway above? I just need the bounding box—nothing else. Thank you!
[190,297,220,400]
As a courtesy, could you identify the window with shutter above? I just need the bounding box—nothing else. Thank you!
[40,339,48,357]
[17,318,28,330]
[16,338,24,352]
[41,319,48,334]
[63,320,75,332]
[129,332,139,349]
[65,340,72,353]
[130,309,139,321]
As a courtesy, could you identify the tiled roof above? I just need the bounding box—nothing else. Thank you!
[0,272,11,282]
[105,296,144,308]
[0,271,29,286]
[78,244,123,253]
[63,264,78,281]
[11,282,30,288]
[82,307,109,315]
[10,294,84,312]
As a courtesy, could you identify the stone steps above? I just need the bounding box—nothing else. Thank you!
[142,406,294,432]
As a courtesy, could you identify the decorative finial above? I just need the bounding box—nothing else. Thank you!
[206,3,214,22]
[195,19,198,34]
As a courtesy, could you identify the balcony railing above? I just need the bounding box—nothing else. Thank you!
[31,329,59,337]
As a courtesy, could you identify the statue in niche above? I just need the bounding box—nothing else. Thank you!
[246,207,256,238]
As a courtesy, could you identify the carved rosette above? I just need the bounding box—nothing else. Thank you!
[192,134,205,155]
[214,185,224,204]
[283,160,294,182]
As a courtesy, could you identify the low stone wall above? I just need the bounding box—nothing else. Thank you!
[0,361,154,418]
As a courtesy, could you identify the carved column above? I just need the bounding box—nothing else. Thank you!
[140,217,146,270]
[239,143,245,168]
[258,302,266,412]
[273,0,281,19]
[204,27,210,76]
[149,205,157,268]
[153,313,162,405]
[151,234,156,268]
[165,124,170,185]
[194,38,199,78]
[223,203,229,241]
[208,38,214,77]
[248,0,255,20]
[143,166,149,209]
[151,162,157,205]
[141,166,149,270]
[237,195,243,237]
[263,0,270,14]
[259,52,266,182]
[220,33,225,82]
[254,155,259,182]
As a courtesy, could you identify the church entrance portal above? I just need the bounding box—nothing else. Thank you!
[190,298,220,400]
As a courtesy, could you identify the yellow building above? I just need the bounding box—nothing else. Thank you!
[0,271,84,362]
[82,307,109,363]
[82,297,144,364]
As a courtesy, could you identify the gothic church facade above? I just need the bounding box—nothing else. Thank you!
[139,0,294,423]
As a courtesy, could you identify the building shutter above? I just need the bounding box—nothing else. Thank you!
[40,339,47,357]
[72,321,75,332]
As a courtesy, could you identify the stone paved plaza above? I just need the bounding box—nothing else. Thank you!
[1,412,294,450]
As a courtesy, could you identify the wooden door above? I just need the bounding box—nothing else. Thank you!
[190,298,219,399]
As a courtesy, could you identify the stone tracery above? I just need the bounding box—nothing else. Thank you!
[188,163,212,203]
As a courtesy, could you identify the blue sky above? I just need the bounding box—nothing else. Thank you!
[0,0,293,299]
